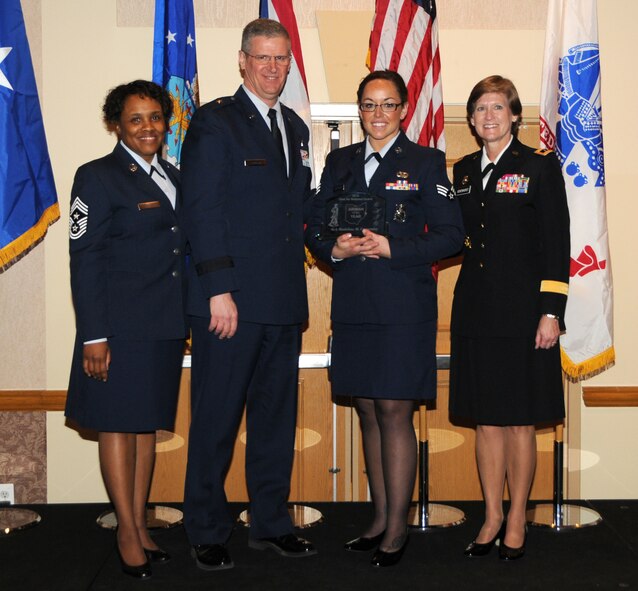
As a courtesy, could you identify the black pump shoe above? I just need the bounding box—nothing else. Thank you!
[144,547,171,563]
[371,536,409,568]
[344,531,385,552]
[464,522,505,557]
[499,527,527,561]
[116,546,152,579]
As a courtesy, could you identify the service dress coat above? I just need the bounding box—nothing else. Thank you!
[180,86,313,544]
[306,132,464,399]
[449,137,570,425]
[65,143,187,432]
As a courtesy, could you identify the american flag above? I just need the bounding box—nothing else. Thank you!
[260,0,315,187]
[368,0,445,151]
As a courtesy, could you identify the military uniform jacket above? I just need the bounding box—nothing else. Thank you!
[181,86,312,324]
[69,143,187,342]
[306,132,464,325]
[451,137,570,338]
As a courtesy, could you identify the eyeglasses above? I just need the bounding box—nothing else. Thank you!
[359,102,404,113]
[243,52,292,66]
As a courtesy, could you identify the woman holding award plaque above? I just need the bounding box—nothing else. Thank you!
[306,70,464,567]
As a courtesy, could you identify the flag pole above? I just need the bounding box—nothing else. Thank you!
[408,356,465,531]
[526,377,601,530]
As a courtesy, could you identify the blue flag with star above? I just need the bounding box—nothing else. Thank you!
[0,0,59,272]
[152,0,199,167]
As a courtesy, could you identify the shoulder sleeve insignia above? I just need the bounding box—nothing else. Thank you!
[534,148,553,156]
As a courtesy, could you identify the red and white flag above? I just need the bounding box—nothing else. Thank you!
[368,0,445,150]
[260,0,315,186]
[540,0,614,380]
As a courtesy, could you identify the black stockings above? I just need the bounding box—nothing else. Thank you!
[355,397,416,552]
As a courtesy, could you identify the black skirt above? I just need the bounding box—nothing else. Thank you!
[65,336,184,432]
[330,321,437,400]
[449,334,565,426]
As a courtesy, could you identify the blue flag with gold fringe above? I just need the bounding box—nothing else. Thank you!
[152,0,199,167]
[0,0,59,272]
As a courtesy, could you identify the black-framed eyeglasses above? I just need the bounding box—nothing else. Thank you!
[243,51,292,66]
[359,102,404,113]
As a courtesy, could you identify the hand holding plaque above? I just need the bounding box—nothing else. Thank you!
[320,192,387,240]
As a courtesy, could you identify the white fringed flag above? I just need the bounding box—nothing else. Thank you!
[540,0,615,380]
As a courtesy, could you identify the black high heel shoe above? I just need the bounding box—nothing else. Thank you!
[370,535,409,567]
[344,531,385,552]
[464,522,505,557]
[499,526,527,561]
[116,545,152,579]
[144,547,171,563]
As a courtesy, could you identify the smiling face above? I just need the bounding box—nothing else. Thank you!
[359,78,408,151]
[470,92,518,153]
[115,94,166,163]
[239,34,291,107]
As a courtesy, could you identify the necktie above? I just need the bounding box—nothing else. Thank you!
[364,152,381,186]
[150,165,166,180]
[482,162,495,178]
[267,108,287,176]
[481,162,495,188]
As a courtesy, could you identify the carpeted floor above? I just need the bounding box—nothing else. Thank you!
[1,501,636,590]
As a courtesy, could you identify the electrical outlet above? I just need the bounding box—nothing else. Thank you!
[0,483,15,505]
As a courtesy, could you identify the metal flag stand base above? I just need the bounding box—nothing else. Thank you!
[526,425,602,531]
[238,504,324,529]
[96,505,183,530]
[0,507,41,535]
[408,403,466,531]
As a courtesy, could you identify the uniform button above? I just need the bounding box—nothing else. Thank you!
[479,262,484,268]
[172,270,179,277]
[480,223,485,229]
[359,255,366,262]
[171,225,179,233]
[173,248,181,255]
[285,237,291,243]
[481,202,485,207]
[480,243,485,248]
[286,211,292,217]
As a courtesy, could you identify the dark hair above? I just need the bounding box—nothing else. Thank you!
[241,18,290,53]
[466,75,522,136]
[102,80,172,129]
[356,70,409,105]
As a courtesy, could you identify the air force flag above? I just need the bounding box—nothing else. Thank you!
[152,0,199,167]
[0,0,59,272]
[540,0,614,380]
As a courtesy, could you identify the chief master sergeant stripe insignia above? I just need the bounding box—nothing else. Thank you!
[69,196,88,240]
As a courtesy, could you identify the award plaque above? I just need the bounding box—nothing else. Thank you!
[320,192,387,239]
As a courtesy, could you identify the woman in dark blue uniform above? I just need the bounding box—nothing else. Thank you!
[306,70,463,567]
[65,80,187,579]
[449,76,570,560]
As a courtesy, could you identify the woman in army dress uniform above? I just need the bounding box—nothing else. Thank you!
[65,80,187,578]
[306,70,463,567]
[449,76,570,560]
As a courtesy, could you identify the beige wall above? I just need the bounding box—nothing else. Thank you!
[3,0,634,501]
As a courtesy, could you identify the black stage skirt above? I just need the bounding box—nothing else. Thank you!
[449,334,565,426]
[65,337,184,432]
[330,321,437,401]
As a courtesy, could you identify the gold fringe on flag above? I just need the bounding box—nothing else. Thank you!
[0,202,60,273]
[561,345,616,383]
[304,245,315,274]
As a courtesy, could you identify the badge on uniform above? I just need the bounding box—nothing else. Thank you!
[437,184,454,199]
[394,203,407,222]
[69,196,88,240]
[496,174,530,194]
[455,175,471,196]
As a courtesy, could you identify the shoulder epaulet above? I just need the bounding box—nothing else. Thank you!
[534,148,553,156]
[207,96,236,110]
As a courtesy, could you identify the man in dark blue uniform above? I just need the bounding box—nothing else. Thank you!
[180,18,315,570]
